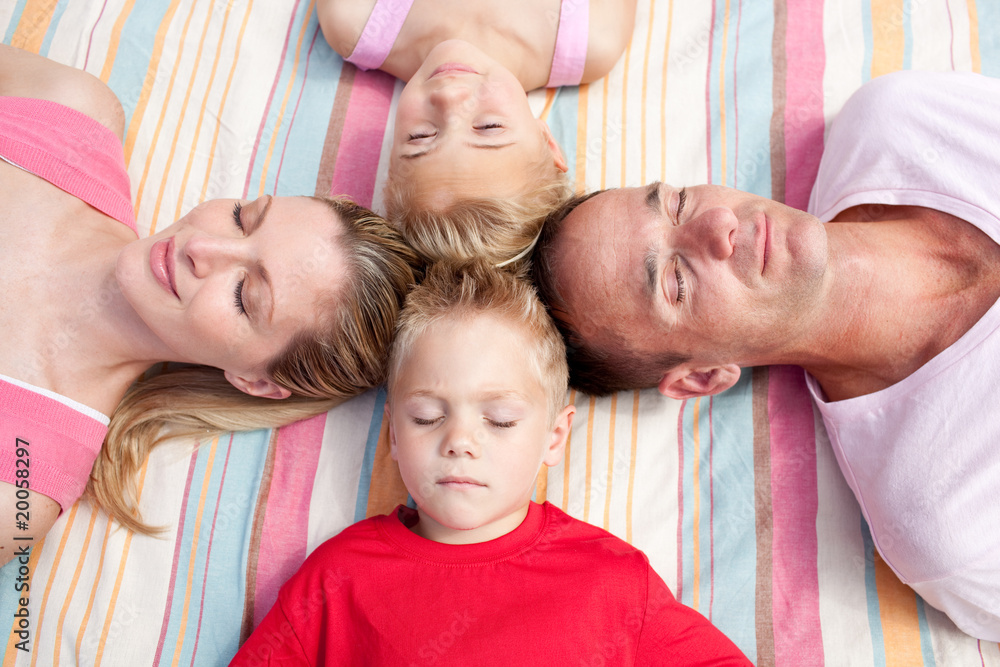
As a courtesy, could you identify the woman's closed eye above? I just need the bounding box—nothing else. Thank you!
[232,201,244,232]
[234,277,247,316]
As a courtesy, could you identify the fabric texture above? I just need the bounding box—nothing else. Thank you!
[343,0,415,71]
[547,0,590,87]
[0,96,136,511]
[231,501,751,666]
[806,70,1000,641]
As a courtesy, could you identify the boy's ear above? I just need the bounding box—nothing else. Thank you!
[657,364,741,400]
[224,371,292,400]
[543,405,575,467]
[384,403,399,461]
[538,120,568,173]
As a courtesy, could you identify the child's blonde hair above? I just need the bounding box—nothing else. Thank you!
[383,164,571,270]
[387,261,569,422]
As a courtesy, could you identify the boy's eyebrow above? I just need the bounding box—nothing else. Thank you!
[400,389,533,402]
[400,142,516,160]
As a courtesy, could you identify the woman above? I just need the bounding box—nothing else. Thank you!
[0,45,422,564]
[316,0,637,266]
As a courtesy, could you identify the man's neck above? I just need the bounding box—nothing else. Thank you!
[797,206,1000,401]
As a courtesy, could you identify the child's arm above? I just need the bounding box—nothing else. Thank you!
[636,567,753,666]
[581,0,639,84]
[229,598,310,667]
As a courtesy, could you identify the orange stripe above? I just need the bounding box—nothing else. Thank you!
[968,0,981,74]
[75,518,115,659]
[599,76,610,189]
[718,0,730,187]
[691,397,702,611]
[535,466,548,504]
[562,390,576,510]
[539,88,556,122]
[660,0,675,181]
[2,535,46,665]
[131,0,201,233]
[98,0,139,83]
[583,395,596,522]
[873,551,925,666]
[602,394,617,530]
[640,0,655,184]
[198,0,255,202]
[9,0,55,52]
[52,511,100,665]
[150,1,219,229]
[29,505,81,667]
[257,0,318,196]
[94,457,150,666]
[626,390,640,544]
[574,85,589,193]
[870,0,904,78]
[365,418,409,518]
[122,0,183,164]
[170,437,220,667]
[619,30,632,187]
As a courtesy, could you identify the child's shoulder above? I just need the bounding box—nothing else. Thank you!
[536,501,650,565]
[315,0,378,59]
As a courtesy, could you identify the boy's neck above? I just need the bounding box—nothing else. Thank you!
[410,504,531,545]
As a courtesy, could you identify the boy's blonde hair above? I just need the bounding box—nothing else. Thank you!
[387,261,569,422]
[383,164,571,270]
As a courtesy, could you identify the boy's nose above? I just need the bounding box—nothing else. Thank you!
[441,421,480,458]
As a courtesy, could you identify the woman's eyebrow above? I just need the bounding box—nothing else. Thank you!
[244,194,274,234]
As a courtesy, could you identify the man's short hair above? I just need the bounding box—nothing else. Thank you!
[530,191,690,396]
[388,261,569,421]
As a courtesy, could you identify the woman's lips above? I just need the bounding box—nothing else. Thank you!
[150,238,179,298]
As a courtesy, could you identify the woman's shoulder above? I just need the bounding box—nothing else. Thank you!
[0,45,124,140]
[316,0,379,60]
[582,0,638,83]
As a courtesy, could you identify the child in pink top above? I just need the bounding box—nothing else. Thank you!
[316,0,638,267]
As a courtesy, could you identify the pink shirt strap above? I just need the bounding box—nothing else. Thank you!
[547,0,590,87]
[344,0,416,71]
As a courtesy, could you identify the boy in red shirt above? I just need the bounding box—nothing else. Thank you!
[232,263,751,666]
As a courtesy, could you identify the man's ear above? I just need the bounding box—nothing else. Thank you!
[543,405,575,467]
[384,403,399,461]
[538,120,569,173]
[657,364,741,400]
[224,371,292,400]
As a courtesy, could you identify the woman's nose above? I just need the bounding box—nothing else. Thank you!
[183,233,245,278]
[675,207,737,261]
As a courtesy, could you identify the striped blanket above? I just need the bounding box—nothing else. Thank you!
[2,1,998,665]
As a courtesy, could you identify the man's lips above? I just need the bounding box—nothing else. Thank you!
[150,238,179,298]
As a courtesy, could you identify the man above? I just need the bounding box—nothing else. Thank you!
[531,70,1000,641]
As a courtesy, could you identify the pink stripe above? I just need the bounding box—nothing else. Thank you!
[328,68,396,206]
[188,435,235,666]
[82,0,111,70]
[782,0,826,210]
[272,28,322,194]
[152,449,202,664]
[704,1,717,184]
[767,365,823,664]
[676,399,687,602]
[252,413,327,627]
[708,396,715,622]
[732,0,743,190]
[243,0,301,198]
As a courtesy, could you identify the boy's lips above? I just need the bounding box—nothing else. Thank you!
[150,238,179,298]
[438,476,486,488]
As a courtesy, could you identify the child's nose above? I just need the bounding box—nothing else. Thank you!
[429,84,474,115]
[441,420,480,458]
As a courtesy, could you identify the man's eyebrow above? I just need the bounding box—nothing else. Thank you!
[645,181,662,214]
[644,246,659,299]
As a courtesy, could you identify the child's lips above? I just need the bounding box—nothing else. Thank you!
[438,476,486,488]
[430,63,478,79]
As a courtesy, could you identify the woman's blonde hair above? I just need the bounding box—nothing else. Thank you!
[88,196,423,534]
[387,261,569,423]
[383,164,571,271]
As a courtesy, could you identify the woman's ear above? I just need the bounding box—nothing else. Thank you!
[543,404,575,467]
[538,120,569,173]
[657,364,741,400]
[223,371,292,400]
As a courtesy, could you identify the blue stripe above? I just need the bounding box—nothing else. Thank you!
[861,518,888,667]
[915,596,937,666]
[547,85,579,183]
[38,0,70,57]
[103,1,174,123]
[976,0,1000,77]
[861,0,874,83]
[733,0,774,200]
[902,0,913,71]
[2,0,30,44]
[354,386,388,523]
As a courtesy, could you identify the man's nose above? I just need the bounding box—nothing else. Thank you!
[675,207,737,261]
